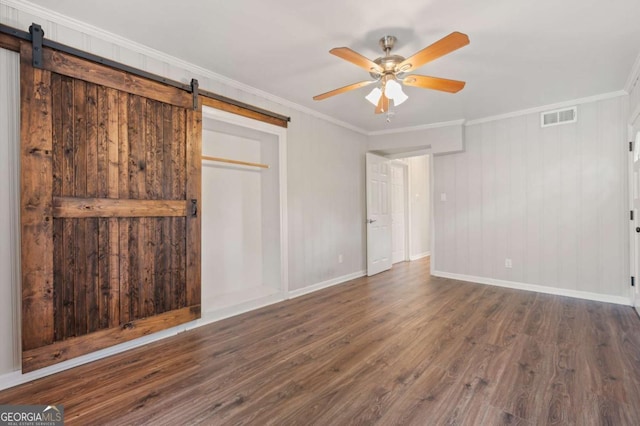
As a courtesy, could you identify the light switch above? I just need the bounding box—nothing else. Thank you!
[440,193,447,201]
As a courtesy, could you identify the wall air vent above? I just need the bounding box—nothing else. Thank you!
[541,106,577,128]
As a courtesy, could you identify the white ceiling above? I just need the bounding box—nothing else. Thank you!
[26,0,640,132]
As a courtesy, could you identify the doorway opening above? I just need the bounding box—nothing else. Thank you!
[366,152,431,276]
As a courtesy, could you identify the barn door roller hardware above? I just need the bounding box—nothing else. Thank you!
[28,23,44,69]
[191,79,199,110]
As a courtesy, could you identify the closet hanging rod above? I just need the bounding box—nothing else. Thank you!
[202,155,269,169]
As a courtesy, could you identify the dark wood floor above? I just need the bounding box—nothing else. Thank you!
[2,258,640,425]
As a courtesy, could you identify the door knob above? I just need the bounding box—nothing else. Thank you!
[636,227,640,233]
[367,219,377,224]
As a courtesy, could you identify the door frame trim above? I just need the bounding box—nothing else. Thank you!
[630,122,639,314]
[390,161,409,264]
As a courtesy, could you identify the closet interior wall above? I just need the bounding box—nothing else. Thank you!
[201,116,283,313]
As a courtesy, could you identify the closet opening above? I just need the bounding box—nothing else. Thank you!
[201,107,288,317]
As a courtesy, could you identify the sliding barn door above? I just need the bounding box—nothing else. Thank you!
[20,41,201,372]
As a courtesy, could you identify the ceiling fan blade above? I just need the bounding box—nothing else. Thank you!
[403,75,466,93]
[330,47,384,74]
[313,80,376,101]
[375,92,389,114]
[397,32,469,73]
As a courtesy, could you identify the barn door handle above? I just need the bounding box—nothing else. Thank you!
[191,199,198,217]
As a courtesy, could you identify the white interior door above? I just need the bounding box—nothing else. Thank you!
[366,153,392,276]
[631,129,640,314]
[391,163,407,264]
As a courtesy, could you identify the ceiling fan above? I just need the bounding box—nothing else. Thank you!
[313,32,470,114]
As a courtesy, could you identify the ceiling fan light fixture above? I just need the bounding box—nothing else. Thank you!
[365,87,382,106]
[384,79,408,106]
[384,79,401,97]
[393,90,408,106]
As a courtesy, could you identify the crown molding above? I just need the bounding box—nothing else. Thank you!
[625,49,640,94]
[0,0,368,135]
[367,119,465,136]
[464,90,627,126]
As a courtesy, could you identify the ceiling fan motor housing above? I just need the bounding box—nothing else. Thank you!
[370,55,406,79]
[379,35,396,52]
[370,36,406,80]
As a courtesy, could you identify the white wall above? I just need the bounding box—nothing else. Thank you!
[0,3,368,377]
[407,155,431,259]
[287,112,367,289]
[0,48,20,374]
[432,96,629,302]
[628,56,640,123]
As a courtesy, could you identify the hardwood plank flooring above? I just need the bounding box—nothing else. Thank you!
[2,258,640,425]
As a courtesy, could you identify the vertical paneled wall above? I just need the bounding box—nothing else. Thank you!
[0,48,20,373]
[433,96,629,299]
[287,112,367,289]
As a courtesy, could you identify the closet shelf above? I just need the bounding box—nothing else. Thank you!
[202,155,269,169]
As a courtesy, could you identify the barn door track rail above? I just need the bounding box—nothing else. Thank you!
[0,21,290,123]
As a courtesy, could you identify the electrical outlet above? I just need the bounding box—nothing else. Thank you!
[338,254,343,263]
[505,258,512,269]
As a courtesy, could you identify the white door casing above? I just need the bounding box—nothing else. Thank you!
[391,162,407,264]
[366,153,392,276]
[631,128,640,314]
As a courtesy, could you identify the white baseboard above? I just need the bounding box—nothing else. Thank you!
[287,270,366,299]
[409,251,431,261]
[0,269,368,391]
[196,292,287,326]
[431,270,632,306]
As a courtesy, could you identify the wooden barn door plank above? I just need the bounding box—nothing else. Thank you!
[20,41,54,351]
[42,48,192,109]
[106,87,120,329]
[161,104,174,313]
[117,92,131,325]
[185,106,202,307]
[51,73,64,342]
[171,107,187,311]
